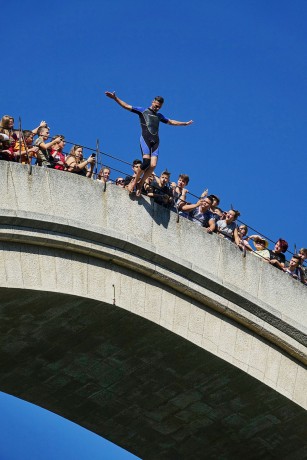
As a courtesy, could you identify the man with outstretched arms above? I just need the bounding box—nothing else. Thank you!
[105,91,193,195]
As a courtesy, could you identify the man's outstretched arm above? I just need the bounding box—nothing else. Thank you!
[167,119,193,126]
[105,91,132,111]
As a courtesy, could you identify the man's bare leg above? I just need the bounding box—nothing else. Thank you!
[136,156,158,197]
[127,154,151,193]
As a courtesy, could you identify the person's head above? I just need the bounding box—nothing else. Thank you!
[299,248,307,262]
[132,159,142,173]
[225,209,240,224]
[103,167,110,180]
[37,126,50,139]
[274,238,288,254]
[208,194,220,207]
[160,170,171,186]
[177,174,189,188]
[150,96,164,113]
[98,167,111,181]
[23,130,35,145]
[253,235,269,250]
[199,196,213,212]
[69,145,83,159]
[0,115,14,129]
[214,207,224,218]
[52,134,65,150]
[238,224,248,237]
[115,177,125,188]
[289,255,301,269]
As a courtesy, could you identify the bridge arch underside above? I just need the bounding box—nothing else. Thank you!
[0,288,306,460]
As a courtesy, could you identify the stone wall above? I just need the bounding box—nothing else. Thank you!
[0,162,306,409]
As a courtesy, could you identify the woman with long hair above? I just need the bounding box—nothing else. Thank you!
[65,145,95,177]
[216,209,240,245]
[0,115,17,147]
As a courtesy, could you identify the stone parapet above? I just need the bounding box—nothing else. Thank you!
[0,162,306,404]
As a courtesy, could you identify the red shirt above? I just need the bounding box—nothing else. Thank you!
[50,149,65,170]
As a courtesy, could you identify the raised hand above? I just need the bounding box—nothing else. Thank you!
[105,91,116,99]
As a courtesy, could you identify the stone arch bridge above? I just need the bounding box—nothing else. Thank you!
[0,162,306,459]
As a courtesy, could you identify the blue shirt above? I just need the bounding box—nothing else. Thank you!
[189,208,214,227]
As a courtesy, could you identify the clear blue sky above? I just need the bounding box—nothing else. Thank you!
[1,0,306,458]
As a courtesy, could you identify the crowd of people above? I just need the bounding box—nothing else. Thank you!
[0,113,306,286]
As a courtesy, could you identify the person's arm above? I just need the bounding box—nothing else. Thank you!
[205,218,216,234]
[181,188,188,202]
[105,91,132,111]
[244,240,253,251]
[238,238,253,251]
[269,259,285,269]
[24,146,39,159]
[181,200,201,212]
[65,156,77,172]
[66,156,94,173]
[233,227,240,245]
[247,234,257,241]
[38,136,62,150]
[32,120,47,135]
[215,221,222,235]
[86,159,95,178]
[173,187,188,204]
[167,119,193,126]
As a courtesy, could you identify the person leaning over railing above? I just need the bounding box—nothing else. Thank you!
[65,145,95,178]
[283,255,304,282]
[237,224,252,252]
[216,209,240,245]
[34,126,62,168]
[208,194,224,223]
[171,173,190,217]
[124,159,142,191]
[149,170,174,208]
[246,235,270,260]
[49,135,66,170]
[97,166,113,184]
[171,174,189,206]
[13,130,39,164]
[0,133,15,161]
[0,115,18,150]
[180,196,216,233]
[268,239,288,270]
